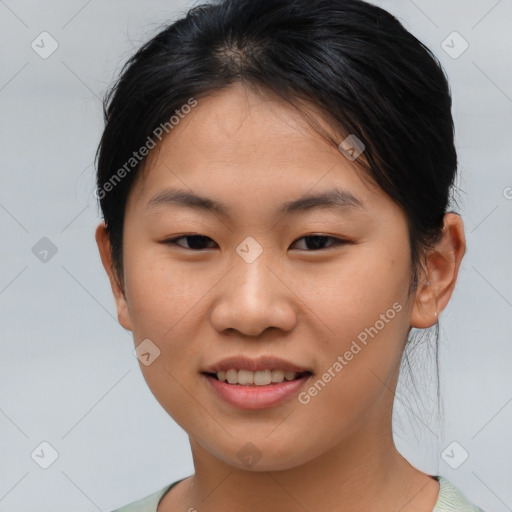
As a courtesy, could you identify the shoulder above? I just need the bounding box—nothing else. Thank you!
[433,476,486,512]
[109,479,182,512]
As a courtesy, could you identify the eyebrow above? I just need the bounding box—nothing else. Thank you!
[146,187,365,217]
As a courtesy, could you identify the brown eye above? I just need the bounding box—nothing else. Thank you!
[291,235,348,251]
[164,235,217,250]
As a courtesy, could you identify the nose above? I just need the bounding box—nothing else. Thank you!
[209,250,297,337]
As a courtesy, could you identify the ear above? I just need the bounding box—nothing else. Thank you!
[410,212,466,329]
[95,222,133,332]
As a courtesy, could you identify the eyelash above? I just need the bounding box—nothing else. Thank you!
[162,234,349,251]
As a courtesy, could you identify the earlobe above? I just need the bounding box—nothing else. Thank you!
[410,212,466,329]
[95,222,133,332]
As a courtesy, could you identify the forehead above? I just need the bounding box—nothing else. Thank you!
[128,83,385,214]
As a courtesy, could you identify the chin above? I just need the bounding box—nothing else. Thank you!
[206,436,320,472]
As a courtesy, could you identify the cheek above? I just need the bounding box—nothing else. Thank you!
[123,249,202,338]
[304,245,410,338]
[122,244,212,382]
[122,249,207,424]
[307,245,411,403]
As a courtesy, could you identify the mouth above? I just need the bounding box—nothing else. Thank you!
[201,370,313,410]
[202,369,313,386]
[200,355,314,409]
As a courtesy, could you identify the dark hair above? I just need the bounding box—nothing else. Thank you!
[96,0,459,419]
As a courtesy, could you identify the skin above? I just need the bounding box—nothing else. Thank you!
[96,82,465,512]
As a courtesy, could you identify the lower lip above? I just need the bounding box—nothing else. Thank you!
[203,373,312,410]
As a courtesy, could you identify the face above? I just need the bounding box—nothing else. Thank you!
[100,83,426,471]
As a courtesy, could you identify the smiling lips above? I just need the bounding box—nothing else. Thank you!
[201,354,313,409]
[202,354,312,386]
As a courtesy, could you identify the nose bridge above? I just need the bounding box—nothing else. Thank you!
[232,240,277,307]
[210,238,297,336]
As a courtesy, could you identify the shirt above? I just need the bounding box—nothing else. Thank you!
[110,475,486,512]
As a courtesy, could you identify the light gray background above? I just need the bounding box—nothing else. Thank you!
[0,0,511,511]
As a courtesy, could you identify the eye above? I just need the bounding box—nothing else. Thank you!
[163,234,217,250]
[290,234,348,251]
[162,234,348,251]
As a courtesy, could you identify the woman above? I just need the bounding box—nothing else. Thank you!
[95,0,485,510]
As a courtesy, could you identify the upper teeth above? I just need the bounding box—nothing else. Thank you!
[216,369,302,385]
